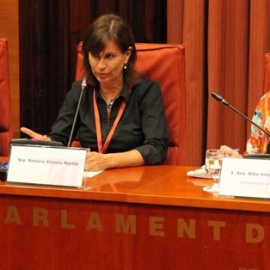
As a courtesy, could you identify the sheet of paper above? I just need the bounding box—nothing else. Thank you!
[187,166,212,179]
[85,170,104,178]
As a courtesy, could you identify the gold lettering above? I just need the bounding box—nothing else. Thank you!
[86,212,103,231]
[5,206,21,225]
[246,223,264,243]
[33,208,49,227]
[208,220,225,240]
[115,214,136,234]
[61,209,75,229]
[149,216,164,236]
[177,219,195,239]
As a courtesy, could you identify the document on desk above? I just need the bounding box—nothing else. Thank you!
[85,170,104,177]
[187,166,212,179]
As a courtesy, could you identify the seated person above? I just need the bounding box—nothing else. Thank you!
[21,14,169,171]
[221,91,270,157]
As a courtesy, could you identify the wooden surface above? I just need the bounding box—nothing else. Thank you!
[1,165,270,212]
[0,164,269,269]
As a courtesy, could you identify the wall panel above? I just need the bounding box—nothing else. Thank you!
[0,0,19,138]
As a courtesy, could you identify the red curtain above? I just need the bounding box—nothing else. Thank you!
[167,0,270,166]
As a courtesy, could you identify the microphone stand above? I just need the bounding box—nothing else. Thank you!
[211,91,270,154]
[67,77,87,147]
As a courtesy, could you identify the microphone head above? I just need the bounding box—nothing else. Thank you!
[211,91,223,102]
[211,91,229,105]
[81,76,87,88]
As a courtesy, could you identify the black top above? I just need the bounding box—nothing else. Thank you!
[49,77,169,164]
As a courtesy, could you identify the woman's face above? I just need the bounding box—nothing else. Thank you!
[88,40,131,87]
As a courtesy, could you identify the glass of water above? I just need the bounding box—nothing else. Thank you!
[204,149,225,192]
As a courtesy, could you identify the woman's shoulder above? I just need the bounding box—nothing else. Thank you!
[134,76,160,89]
[261,91,270,100]
[70,79,87,88]
[131,76,162,100]
[69,80,94,92]
[67,80,94,100]
[256,91,270,110]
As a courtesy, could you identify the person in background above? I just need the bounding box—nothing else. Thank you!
[21,13,169,171]
[221,91,270,157]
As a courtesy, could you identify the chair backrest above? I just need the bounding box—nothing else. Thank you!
[0,38,12,156]
[75,42,187,165]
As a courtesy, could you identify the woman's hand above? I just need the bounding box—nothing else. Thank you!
[85,151,109,171]
[20,127,51,141]
[220,145,242,158]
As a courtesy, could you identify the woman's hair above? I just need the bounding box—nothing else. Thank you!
[82,14,141,87]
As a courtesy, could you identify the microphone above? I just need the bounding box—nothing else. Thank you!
[211,91,270,154]
[2,78,87,182]
[211,91,270,137]
[67,77,87,147]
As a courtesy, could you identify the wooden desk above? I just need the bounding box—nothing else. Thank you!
[0,165,269,270]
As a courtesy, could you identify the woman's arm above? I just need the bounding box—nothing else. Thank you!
[85,149,145,171]
[134,80,169,164]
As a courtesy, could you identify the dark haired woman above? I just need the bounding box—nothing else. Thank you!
[21,14,169,171]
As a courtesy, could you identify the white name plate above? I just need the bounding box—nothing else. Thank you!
[219,158,270,199]
[7,145,87,188]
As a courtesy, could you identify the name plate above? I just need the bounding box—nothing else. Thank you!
[7,145,87,188]
[219,158,270,199]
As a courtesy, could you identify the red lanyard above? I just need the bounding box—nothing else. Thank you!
[93,90,127,153]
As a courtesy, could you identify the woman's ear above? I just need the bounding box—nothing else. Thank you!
[125,46,132,61]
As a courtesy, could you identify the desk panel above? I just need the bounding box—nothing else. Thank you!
[0,165,269,269]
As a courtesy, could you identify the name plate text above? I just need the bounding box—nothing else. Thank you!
[7,145,87,187]
[219,158,270,199]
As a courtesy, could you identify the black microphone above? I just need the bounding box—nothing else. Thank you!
[211,91,270,137]
[211,91,270,155]
[67,77,87,147]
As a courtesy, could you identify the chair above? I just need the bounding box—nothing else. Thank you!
[74,42,187,165]
[0,38,13,156]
